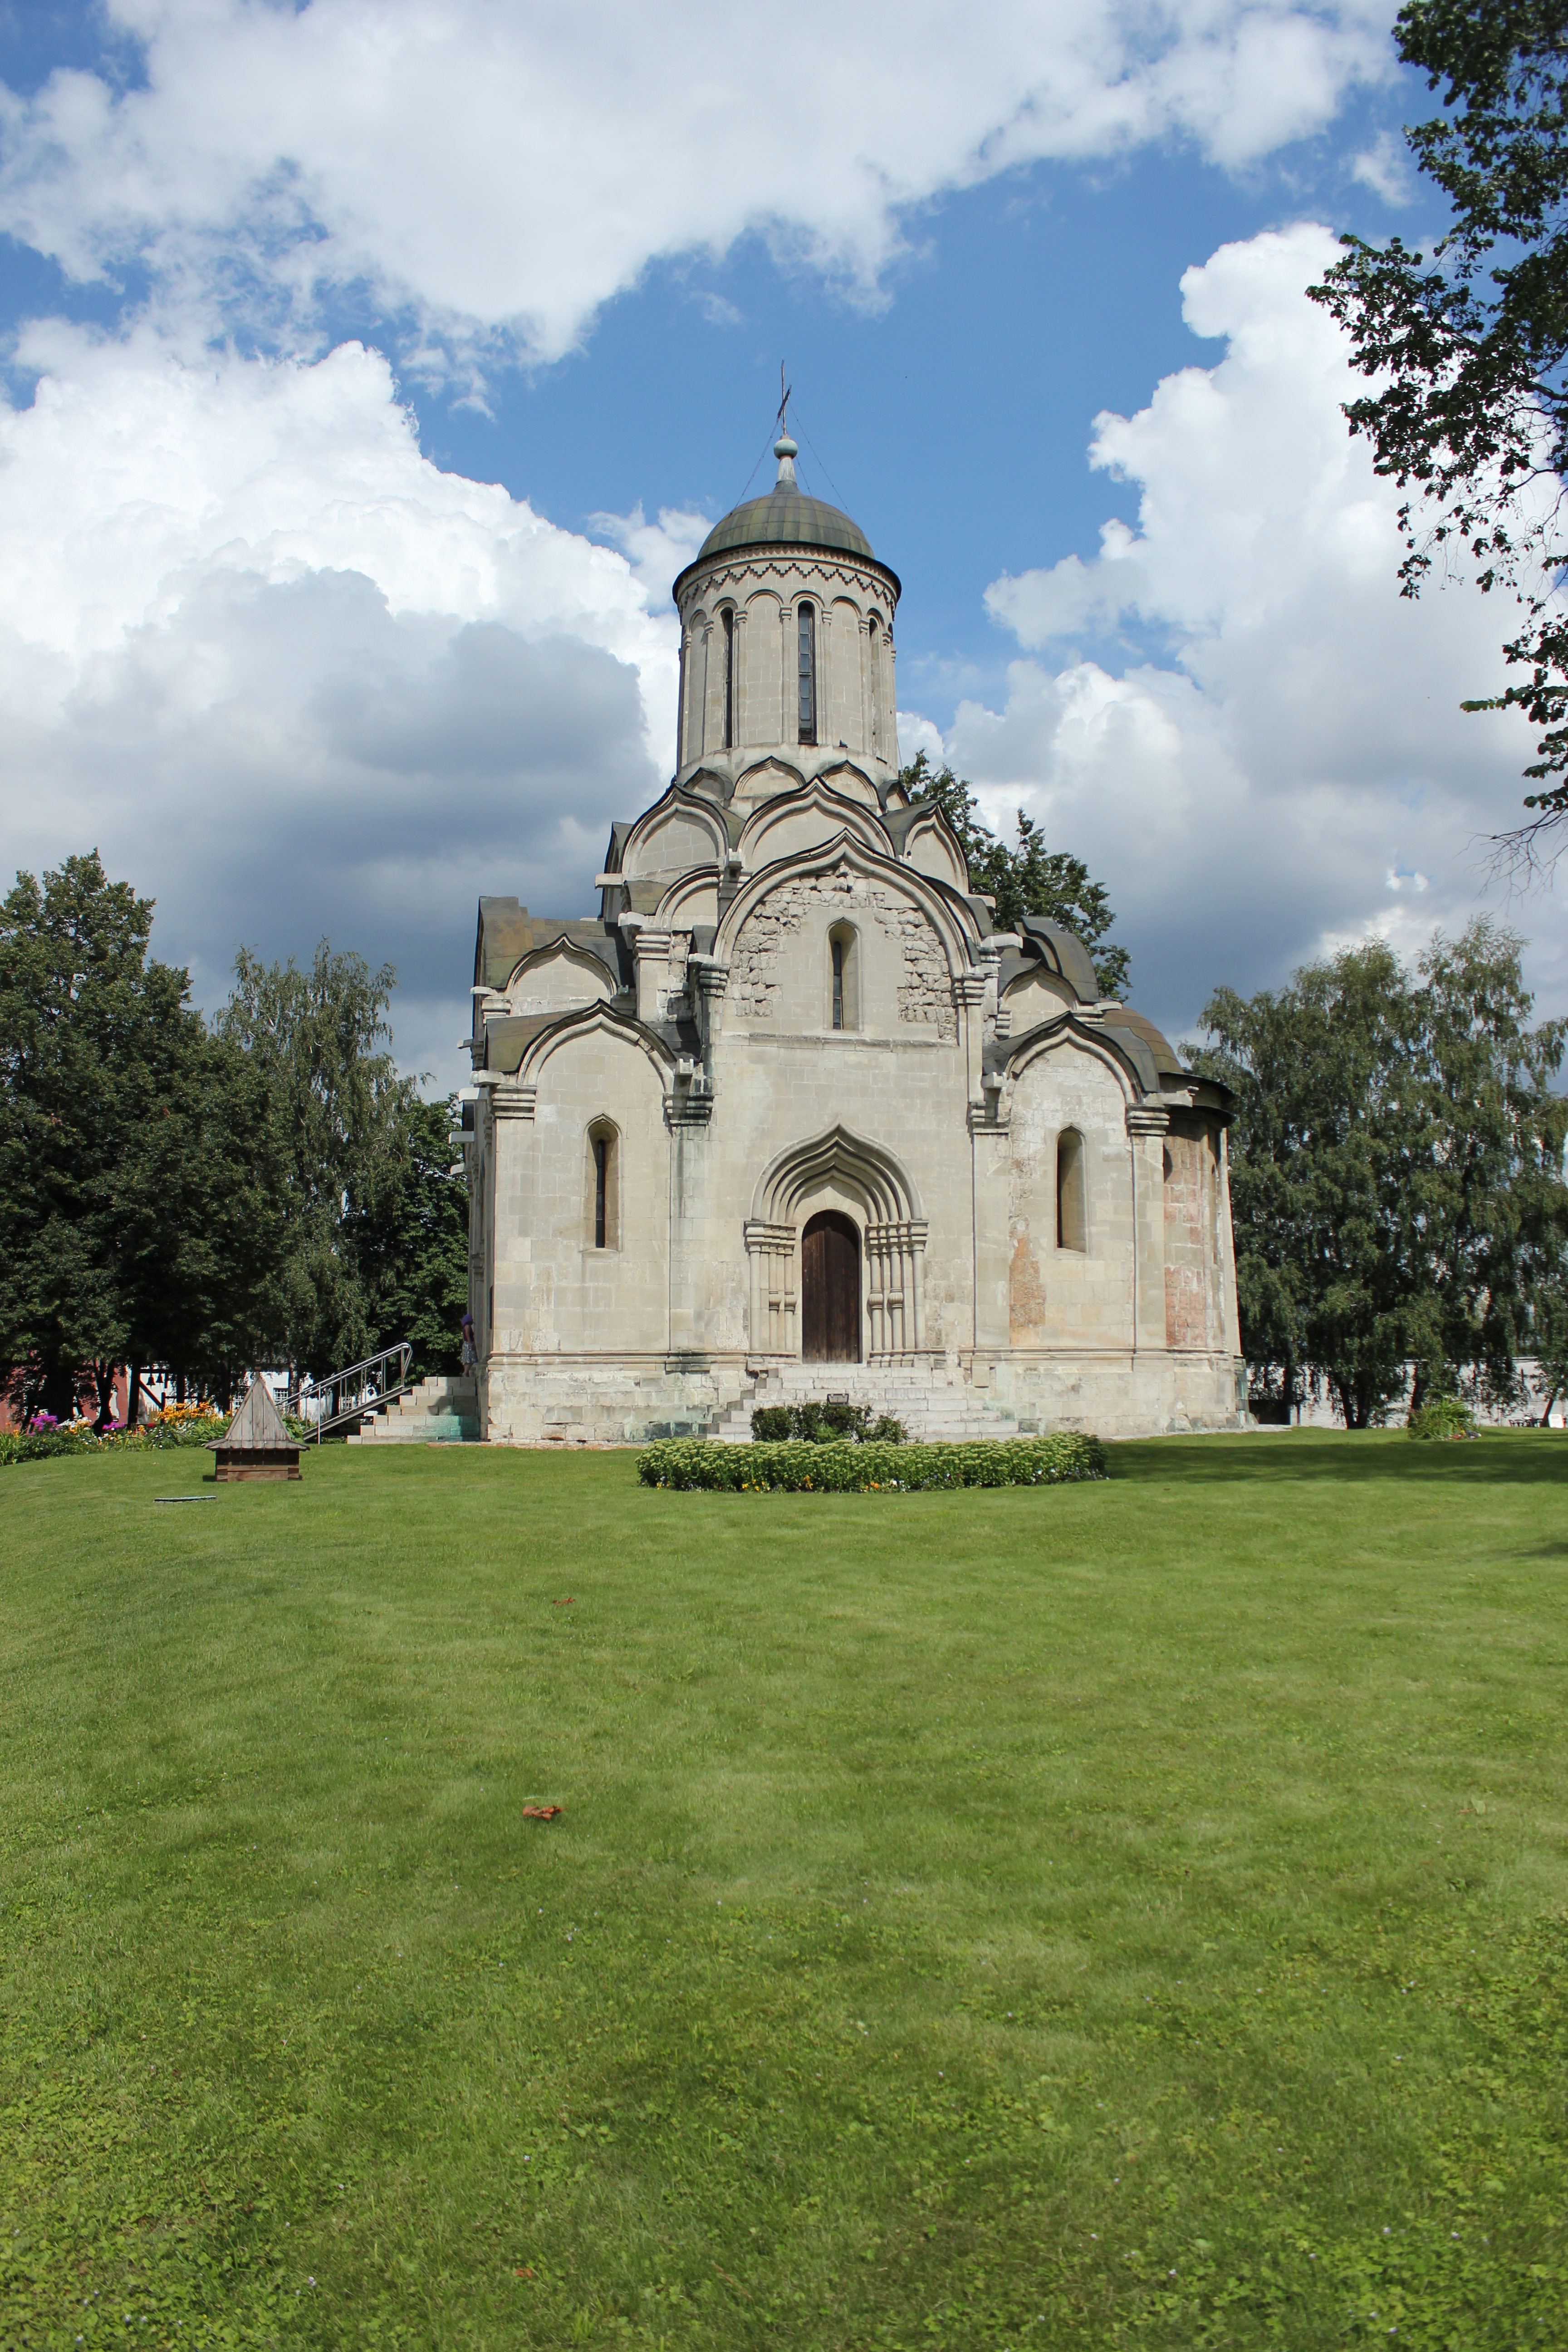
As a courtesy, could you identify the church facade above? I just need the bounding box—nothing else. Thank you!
[460,434,1246,1443]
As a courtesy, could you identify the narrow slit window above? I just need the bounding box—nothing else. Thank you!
[827,923,859,1031]
[797,602,816,743]
[866,614,880,752]
[587,1121,619,1250]
[1056,1127,1087,1253]
[722,607,735,750]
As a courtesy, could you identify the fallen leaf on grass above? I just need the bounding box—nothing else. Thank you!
[522,1804,562,1821]
[515,2266,535,2278]
[552,1596,574,1607]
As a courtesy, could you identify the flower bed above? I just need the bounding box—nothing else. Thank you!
[637,1432,1109,1492]
[0,1405,232,1467]
[0,1423,103,1465]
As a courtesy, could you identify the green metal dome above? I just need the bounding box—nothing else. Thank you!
[694,434,875,565]
[697,490,873,564]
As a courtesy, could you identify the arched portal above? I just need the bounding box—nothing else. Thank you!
[745,1124,928,1362]
[802,1211,860,1362]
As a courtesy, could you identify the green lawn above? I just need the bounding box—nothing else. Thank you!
[2,1435,1567,2351]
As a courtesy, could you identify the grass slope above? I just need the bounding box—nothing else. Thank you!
[1,1434,1566,2350]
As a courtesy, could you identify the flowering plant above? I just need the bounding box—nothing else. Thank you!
[1,1406,227,1465]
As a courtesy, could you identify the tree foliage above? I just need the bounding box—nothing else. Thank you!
[352,1097,470,1379]
[0,854,283,1421]
[217,943,466,1378]
[1190,920,1568,1425]
[900,754,1131,996]
[1309,0,1568,848]
[1,859,471,1418]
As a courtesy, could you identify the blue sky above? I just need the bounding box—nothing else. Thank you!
[0,1,1550,1082]
[430,102,1420,695]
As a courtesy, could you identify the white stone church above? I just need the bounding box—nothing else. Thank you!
[460,432,1246,1442]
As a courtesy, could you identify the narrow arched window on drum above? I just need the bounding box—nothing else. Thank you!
[796,601,816,744]
[722,607,735,749]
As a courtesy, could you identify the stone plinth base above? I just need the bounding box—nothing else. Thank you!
[482,1354,755,1446]
[984,1351,1248,1439]
[479,1350,1247,1446]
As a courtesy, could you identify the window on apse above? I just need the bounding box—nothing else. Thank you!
[1056,1127,1088,1253]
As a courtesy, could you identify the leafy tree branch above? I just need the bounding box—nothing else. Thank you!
[1309,0,1568,859]
[1188,918,1568,1425]
[900,753,1131,997]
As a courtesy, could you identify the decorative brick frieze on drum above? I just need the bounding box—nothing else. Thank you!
[461,425,1246,1443]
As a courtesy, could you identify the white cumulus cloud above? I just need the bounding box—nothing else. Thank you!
[0,0,1394,362]
[0,325,678,1081]
[922,224,1557,1039]
[588,504,712,614]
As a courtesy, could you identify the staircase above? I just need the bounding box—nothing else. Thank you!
[347,1373,480,1445]
[288,1341,413,1441]
[707,1362,1020,1445]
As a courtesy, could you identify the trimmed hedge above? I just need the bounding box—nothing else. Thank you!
[638,1432,1109,1492]
[750,1401,907,1445]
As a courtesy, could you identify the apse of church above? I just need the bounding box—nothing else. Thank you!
[460,430,1246,1444]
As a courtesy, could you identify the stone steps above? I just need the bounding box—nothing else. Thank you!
[347,1373,480,1445]
[708,1365,1020,1445]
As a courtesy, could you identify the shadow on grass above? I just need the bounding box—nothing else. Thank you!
[1112,1427,1568,1489]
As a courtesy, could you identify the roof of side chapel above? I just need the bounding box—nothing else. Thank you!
[475,899,621,991]
[1108,1004,1187,1079]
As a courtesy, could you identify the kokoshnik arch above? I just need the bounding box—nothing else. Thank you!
[458,431,1247,1442]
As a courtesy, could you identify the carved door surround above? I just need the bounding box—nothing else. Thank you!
[744,1123,928,1365]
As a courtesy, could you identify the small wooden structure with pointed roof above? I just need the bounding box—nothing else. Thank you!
[209,1373,301,1481]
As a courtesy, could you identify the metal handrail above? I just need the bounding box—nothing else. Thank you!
[285,1342,414,1444]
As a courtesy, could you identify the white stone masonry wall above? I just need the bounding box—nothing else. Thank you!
[729,877,956,1039]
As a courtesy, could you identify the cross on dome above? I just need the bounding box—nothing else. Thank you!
[689,411,881,568]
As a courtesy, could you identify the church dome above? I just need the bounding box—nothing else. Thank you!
[693,433,876,566]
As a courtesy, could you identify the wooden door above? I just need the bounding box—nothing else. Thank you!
[801,1211,860,1362]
